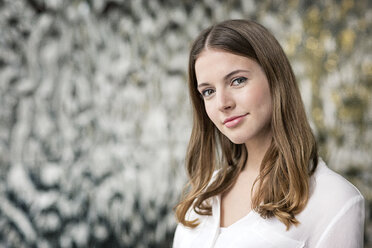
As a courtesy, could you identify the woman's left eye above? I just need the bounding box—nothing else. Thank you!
[231,77,247,86]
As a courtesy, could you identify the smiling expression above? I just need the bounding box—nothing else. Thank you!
[195,49,273,145]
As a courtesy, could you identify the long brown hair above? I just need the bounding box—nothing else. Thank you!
[175,19,318,230]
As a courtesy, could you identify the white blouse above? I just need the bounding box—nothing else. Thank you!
[173,159,365,248]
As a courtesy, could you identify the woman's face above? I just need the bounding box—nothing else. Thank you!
[195,49,272,145]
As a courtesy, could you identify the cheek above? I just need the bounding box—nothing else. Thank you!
[248,84,271,110]
[255,91,273,120]
[204,102,219,124]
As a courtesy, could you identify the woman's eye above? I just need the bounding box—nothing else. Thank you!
[231,77,247,86]
[201,89,214,97]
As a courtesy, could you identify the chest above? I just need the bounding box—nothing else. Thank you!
[176,210,305,248]
[220,172,257,227]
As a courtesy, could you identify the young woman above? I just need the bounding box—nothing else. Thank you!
[173,20,365,248]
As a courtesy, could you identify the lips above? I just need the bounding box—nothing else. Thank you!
[223,113,249,128]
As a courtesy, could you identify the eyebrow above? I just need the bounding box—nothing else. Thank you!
[197,69,250,89]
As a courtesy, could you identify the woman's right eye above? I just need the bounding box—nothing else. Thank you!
[201,89,215,98]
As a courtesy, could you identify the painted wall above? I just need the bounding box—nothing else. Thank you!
[0,0,371,247]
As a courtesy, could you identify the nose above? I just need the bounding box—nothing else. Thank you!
[217,89,235,112]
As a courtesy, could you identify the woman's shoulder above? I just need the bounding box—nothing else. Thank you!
[312,158,363,201]
[304,157,364,219]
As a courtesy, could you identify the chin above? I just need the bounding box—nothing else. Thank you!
[225,135,248,145]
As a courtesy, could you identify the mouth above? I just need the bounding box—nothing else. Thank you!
[223,113,249,128]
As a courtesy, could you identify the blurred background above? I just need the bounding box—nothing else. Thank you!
[0,0,371,247]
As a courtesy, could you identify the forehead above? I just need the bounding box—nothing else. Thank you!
[195,49,260,81]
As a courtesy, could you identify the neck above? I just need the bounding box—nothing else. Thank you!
[243,130,272,173]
